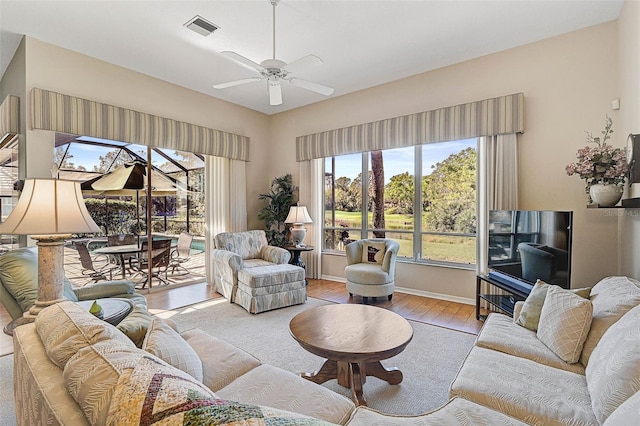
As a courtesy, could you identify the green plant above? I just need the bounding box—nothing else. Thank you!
[258,174,297,247]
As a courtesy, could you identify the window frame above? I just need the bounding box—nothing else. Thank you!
[323,140,477,269]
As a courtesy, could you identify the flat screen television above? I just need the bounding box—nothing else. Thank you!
[488,210,573,290]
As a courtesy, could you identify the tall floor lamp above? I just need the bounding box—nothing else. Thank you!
[0,179,101,320]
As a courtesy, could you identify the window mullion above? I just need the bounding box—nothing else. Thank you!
[414,145,422,261]
[361,152,368,240]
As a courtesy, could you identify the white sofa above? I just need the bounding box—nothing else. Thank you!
[12,276,640,425]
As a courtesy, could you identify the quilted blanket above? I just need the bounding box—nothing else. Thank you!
[107,356,334,425]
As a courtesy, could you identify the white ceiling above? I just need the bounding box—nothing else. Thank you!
[0,0,624,115]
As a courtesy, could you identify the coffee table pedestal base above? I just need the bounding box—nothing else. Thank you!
[301,359,403,406]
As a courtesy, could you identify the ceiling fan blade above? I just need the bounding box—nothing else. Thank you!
[268,79,283,106]
[288,78,334,96]
[283,54,323,74]
[213,77,262,90]
[220,51,265,73]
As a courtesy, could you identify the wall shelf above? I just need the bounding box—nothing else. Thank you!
[586,197,640,208]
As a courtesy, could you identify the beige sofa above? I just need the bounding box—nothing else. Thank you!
[12,276,640,425]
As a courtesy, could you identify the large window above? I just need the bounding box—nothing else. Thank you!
[324,139,477,266]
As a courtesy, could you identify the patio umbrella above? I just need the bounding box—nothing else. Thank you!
[81,162,182,196]
[81,161,183,239]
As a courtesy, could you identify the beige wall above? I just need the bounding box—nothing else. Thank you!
[19,37,270,221]
[270,21,623,301]
[618,0,640,278]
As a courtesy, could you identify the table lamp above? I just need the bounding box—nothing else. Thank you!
[0,178,101,319]
[285,204,312,247]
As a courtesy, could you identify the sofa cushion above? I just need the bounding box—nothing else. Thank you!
[64,340,145,426]
[180,328,261,392]
[516,280,591,331]
[449,346,597,425]
[586,304,640,424]
[36,301,135,369]
[142,318,203,382]
[345,397,529,426]
[116,305,154,348]
[0,247,39,312]
[580,276,640,366]
[217,364,356,425]
[602,390,640,426]
[362,241,386,264]
[475,313,585,374]
[107,355,333,426]
[537,286,593,364]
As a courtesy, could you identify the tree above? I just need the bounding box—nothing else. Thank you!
[423,147,477,233]
[385,172,414,214]
[370,150,385,237]
[258,174,298,247]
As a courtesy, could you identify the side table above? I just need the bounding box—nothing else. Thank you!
[284,245,314,285]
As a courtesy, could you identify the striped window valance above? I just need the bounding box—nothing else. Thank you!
[296,93,524,161]
[0,95,20,137]
[31,88,250,161]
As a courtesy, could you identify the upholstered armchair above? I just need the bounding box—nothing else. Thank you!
[210,230,306,313]
[518,242,569,287]
[345,238,400,303]
[0,247,146,320]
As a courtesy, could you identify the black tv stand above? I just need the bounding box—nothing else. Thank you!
[476,274,532,321]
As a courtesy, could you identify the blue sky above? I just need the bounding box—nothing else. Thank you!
[329,138,477,183]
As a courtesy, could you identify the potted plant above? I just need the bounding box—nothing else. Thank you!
[258,174,297,247]
[565,116,628,206]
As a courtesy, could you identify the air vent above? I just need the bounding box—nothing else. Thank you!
[184,15,219,37]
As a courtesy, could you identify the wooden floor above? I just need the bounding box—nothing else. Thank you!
[1,278,483,356]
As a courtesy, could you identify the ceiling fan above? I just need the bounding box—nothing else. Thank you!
[213,0,334,106]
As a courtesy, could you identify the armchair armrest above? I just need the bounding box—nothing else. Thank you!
[382,241,400,274]
[74,280,136,300]
[261,246,291,264]
[210,249,243,271]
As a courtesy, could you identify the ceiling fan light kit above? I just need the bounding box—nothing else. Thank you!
[213,0,334,106]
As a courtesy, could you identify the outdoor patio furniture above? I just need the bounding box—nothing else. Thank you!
[75,241,120,284]
[129,239,172,288]
[169,232,194,275]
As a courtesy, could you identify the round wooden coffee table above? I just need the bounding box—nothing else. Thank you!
[289,304,413,406]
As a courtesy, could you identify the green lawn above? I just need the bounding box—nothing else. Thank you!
[326,210,475,263]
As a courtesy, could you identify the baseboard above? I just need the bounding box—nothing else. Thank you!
[320,274,474,306]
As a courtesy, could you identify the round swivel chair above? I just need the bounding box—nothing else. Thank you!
[344,238,399,303]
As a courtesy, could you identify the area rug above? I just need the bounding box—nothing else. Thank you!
[155,297,477,416]
[0,354,15,426]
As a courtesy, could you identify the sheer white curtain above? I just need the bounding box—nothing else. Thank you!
[298,159,323,279]
[477,133,518,274]
[205,156,247,284]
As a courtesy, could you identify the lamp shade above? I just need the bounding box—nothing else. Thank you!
[285,205,312,224]
[0,178,101,236]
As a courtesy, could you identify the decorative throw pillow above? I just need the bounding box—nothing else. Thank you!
[537,286,593,364]
[117,305,154,348]
[516,280,591,331]
[362,241,386,264]
[142,318,203,382]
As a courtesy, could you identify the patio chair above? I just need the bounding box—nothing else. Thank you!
[169,232,194,275]
[129,239,172,288]
[108,233,137,272]
[75,241,120,284]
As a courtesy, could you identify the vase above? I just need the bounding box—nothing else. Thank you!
[589,183,622,207]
